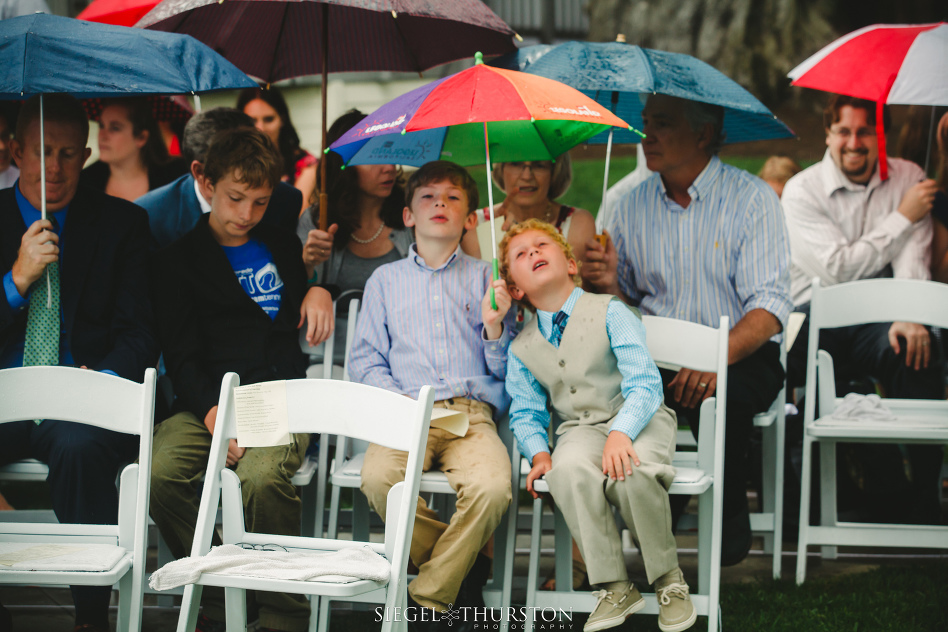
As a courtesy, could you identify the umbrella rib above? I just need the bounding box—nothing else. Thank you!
[269,3,292,84]
[388,7,424,73]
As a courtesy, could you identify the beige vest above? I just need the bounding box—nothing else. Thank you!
[512,293,632,434]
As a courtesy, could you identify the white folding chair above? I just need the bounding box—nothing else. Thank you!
[323,417,520,631]
[796,278,948,584]
[170,373,434,632]
[0,366,157,632]
[523,315,729,632]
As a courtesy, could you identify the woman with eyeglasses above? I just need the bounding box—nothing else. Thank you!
[461,153,596,268]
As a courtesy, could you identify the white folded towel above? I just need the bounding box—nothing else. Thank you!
[829,393,896,422]
[149,544,390,591]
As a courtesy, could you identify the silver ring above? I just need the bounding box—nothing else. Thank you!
[698,382,708,388]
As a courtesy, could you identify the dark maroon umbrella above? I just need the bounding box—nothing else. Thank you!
[137,0,518,229]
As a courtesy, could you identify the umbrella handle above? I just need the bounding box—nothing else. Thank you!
[490,258,499,310]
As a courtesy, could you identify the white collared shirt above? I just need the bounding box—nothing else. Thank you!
[193,178,212,214]
[782,150,931,305]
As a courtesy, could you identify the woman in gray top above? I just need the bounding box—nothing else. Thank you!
[297,109,412,365]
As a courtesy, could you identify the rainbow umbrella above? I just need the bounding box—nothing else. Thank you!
[331,53,632,307]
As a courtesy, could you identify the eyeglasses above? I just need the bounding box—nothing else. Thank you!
[236,542,288,553]
[828,127,876,141]
[504,161,553,176]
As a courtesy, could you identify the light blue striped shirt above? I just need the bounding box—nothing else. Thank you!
[606,156,792,336]
[349,244,517,416]
[507,288,664,462]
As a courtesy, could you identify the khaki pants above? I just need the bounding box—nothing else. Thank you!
[361,398,512,611]
[150,412,311,632]
[545,405,678,586]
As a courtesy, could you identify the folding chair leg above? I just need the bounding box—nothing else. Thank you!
[353,491,371,542]
[224,587,247,631]
[761,423,777,556]
[524,496,544,632]
[772,413,786,579]
[318,596,332,632]
[117,572,132,632]
[696,491,712,594]
[156,532,177,607]
[301,476,318,538]
[553,509,572,591]
[307,595,320,632]
[177,584,203,632]
[818,441,838,559]
[796,435,814,585]
[315,440,330,537]
[327,484,342,539]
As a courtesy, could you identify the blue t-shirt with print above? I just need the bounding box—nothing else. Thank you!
[222,239,283,320]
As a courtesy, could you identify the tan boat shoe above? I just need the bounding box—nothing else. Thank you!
[583,581,645,632]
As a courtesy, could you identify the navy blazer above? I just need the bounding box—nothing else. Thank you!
[135,174,301,249]
[150,214,308,419]
[0,185,160,380]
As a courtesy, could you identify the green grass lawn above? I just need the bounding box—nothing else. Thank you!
[327,560,948,632]
[467,155,775,219]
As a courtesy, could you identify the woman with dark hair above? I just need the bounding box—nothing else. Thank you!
[238,86,317,215]
[297,109,411,365]
[80,98,187,201]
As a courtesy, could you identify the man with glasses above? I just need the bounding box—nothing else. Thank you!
[782,94,944,524]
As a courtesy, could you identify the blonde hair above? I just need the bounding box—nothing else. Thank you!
[758,155,802,185]
[491,152,574,201]
[498,218,580,312]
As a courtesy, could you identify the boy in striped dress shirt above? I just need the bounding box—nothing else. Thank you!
[349,161,517,629]
[503,219,695,632]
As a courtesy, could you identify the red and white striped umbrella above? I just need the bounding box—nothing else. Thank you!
[788,22,948,106]
[789,22,948,180]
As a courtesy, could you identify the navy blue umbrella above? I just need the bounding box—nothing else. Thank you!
[490,40,794,145]
[0,13,256,98]
[0,13,256,221]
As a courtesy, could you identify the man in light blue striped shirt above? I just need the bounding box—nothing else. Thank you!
[583,94,792,567]
[349,161,517,621]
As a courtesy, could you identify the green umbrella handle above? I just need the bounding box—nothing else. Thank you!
[491,258,499,310]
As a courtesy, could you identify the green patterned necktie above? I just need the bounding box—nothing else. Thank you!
[23,259,61,424]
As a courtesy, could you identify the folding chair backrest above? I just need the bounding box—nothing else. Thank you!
[810,277,948,331]
[199,373,433,565]
[0,366,156,437]
[805,277,948,418]
[641,315,729,474]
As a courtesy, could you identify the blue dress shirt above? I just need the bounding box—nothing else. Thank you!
[349,244,517,417]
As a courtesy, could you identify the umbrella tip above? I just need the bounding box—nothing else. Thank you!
[475,51,484,65]
[616,34,626,43]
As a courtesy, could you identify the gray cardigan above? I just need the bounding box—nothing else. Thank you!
[296,206,413,286]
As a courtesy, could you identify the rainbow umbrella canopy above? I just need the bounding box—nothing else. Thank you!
[331,54,631,306]
[330,54,632,167]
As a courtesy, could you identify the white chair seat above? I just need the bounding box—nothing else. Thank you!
[0,458,49,480]
[187,570,388,598]
[291,453,318,486]
[809,411,948,440]
[532,465,711,496]
[753,411,776,427]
